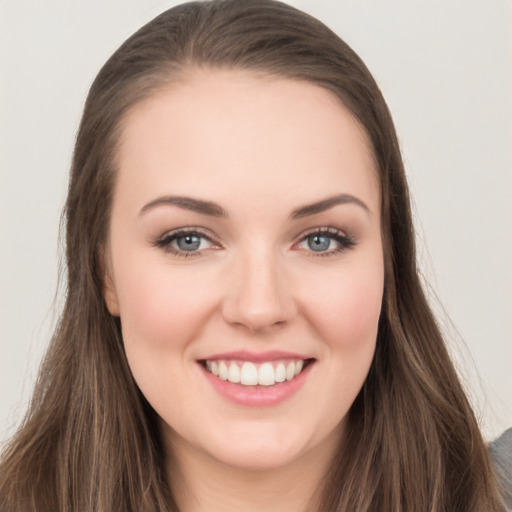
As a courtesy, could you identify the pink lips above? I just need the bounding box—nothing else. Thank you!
[202,349,309,362]
[199,350,314,407]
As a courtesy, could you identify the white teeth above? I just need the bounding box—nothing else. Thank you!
[275,363,286,383]
[218,361,228,380]
[240,362,258,385]
[227,362,241,383]
[258,362,275,386]
[286,362,295,381]
[205,358,308,386]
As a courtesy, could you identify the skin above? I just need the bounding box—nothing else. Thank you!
[104,69,384,511]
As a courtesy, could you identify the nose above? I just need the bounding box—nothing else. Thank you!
[221,249,296,334]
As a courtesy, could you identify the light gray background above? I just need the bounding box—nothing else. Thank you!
[1,0,511,444]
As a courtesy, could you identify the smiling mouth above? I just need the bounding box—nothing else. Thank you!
[200,358,314,387]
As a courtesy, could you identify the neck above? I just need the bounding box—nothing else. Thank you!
[164,431,338,512]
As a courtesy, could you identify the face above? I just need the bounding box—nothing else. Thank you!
[104,69,384,472]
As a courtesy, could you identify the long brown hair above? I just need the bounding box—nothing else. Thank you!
[0,1,504,510]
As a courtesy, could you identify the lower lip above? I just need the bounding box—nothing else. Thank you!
[200,362,313,407]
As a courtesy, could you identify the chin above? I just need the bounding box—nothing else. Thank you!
[200,419,325,471]
[209,440,305,471]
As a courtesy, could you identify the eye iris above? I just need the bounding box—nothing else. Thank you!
[308,234,331,252]
[177,234,201,251]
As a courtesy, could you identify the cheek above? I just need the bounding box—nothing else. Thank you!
[111,257,217,409]
[301,262,384,351]
[311,264,383,413]
[112,254,215,351]
[290,260,383,442]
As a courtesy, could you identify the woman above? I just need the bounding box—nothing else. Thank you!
[0,1,507,510]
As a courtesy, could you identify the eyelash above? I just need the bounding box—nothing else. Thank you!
[296,227,356,258]
[153,226,356,258]
[153,227,216,258]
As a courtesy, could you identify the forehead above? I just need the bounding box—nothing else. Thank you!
[114,69,379,217]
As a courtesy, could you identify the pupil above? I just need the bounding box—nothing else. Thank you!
[308,234,330,252]
[177,235,201,251]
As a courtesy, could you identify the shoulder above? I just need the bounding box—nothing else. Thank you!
[489,428,512,510]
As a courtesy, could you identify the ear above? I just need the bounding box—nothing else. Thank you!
[103,272,120,316]
[100,248,120,316]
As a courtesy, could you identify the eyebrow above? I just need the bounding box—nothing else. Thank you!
[140,196,228,217]
[139,193,370,219]
[289,193,370,219]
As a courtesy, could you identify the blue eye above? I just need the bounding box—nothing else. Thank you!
[306,234,332,252]
[176,234,203,251]
[297,228,355,256]
[155,229,214,256]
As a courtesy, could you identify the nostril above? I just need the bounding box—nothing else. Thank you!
[222,300,294,333]
[220,262,296,332]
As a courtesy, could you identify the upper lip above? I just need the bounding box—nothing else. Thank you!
[199,350,311,362]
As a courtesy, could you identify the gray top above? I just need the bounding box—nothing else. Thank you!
[490,428,512,511]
